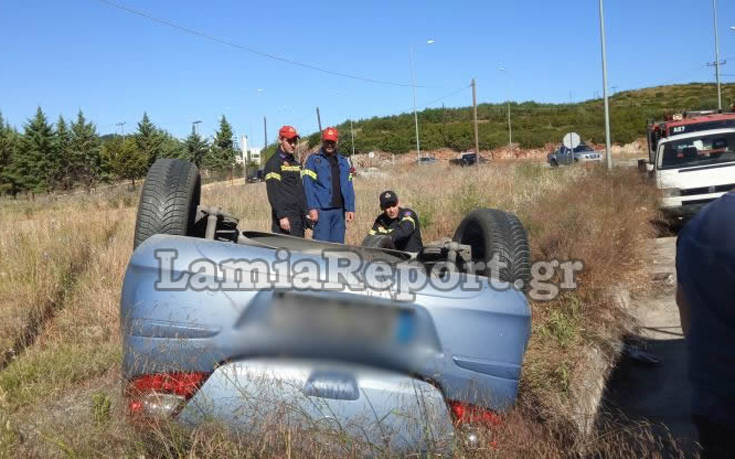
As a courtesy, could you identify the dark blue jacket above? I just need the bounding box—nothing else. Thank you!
[302,150,355,212]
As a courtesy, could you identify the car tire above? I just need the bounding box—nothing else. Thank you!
[453,208,531,289]
[361,234,396,250]
[133,158,201,248]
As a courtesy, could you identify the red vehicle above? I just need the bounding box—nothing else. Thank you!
[646,111,735,163]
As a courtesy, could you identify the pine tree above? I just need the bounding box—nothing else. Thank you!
[184,127,210,167]
[54,115,72,190]
[0,113,20,195]
[135,112,164,167]
[12,107,55,194]
[159,131,186,160]
[103,136,147,187]
[207,115,236,171]
[69,110,102,191]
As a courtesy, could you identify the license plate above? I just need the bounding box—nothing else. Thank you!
[270,292,414,343]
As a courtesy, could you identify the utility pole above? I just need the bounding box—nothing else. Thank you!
[410,46,421,162]
[316,107,323,133]
[471,78,480,167]
[599,0,613,170]
[713,0,723,110]
[263,116,268,153]
[350,119,355,156]
[192,120,202,135]
[115,121,126,136]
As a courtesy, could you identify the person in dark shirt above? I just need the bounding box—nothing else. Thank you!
[264,125,308,237]
[676,191,735,458]
[369,190,423,252]
[302,127,356,243]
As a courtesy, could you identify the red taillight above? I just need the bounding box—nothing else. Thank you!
[449,401,502,428]
[127,372,209,417]
[130,372,209,398]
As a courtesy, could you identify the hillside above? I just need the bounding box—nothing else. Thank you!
[292,83,735,155]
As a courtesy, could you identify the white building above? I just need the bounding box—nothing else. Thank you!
[238,135,262,166]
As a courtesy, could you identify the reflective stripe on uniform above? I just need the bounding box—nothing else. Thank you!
[301,169,317,180]
[368,229,376,235]
[400,216,416,228]
[265,172,282,181]
[281,165,301,172]
[377,226,391,234]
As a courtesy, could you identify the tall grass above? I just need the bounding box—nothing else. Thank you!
[0,162,669,456]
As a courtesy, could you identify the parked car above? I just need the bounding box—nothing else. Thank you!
[122,159,531,453]
[547,143,602,167]
[417,155,438,165]
[450,152,487,167]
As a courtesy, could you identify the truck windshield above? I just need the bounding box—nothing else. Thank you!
[659,132,735,169]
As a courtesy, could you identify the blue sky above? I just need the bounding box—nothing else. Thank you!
[2,0,735,146]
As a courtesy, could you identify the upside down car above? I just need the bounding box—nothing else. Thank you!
[121,158,531,453]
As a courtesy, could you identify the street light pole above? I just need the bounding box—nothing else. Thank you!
[409,40,435,163]
[409,46,421,162]
[599,0,613,170]
[713,0,722,111]
[192,120,202,135]
[499,66,512,149]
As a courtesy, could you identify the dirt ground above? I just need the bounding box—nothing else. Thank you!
[601,236,700,455]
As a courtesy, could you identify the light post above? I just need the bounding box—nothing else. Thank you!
[409,39,435,163]
[192,120,202,135]
[713,0,722,110]
[598,0,613,170]
[498,66,512,149]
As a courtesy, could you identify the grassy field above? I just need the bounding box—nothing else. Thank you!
[0,161,681,457]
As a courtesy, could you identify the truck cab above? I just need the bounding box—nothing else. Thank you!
[651,128,735,218]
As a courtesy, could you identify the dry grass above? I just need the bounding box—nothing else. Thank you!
[0,161,672,457]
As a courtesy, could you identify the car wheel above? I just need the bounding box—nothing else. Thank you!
[133,158,201,248]
[361,234,396,250]
[452,208,531,290]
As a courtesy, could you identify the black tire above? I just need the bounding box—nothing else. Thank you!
[453,208,531,289]
[133,159,201,248]
[361,234,396,250]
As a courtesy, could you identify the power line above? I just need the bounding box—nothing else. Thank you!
[92,0,423,88]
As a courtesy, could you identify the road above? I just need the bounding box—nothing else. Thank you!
[601,236,699,455]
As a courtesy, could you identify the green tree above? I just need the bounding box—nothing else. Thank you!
[103,136,147,187]
[53,115,73,190]
[11,107,55,194]
[159,131,186,160]
[135,112,165,167]
[184,127,210,167]
[69,110,102,191]
[0,113,20,195]
[206,115,236,171]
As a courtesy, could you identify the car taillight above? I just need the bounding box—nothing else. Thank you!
[126,372,209,418]
[448,400,502,428]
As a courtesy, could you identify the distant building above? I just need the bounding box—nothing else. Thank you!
[238,135,262,165]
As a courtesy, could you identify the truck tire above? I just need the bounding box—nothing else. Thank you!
[453,208,531,289]
[133,159,201,248]
[361,234,396,250]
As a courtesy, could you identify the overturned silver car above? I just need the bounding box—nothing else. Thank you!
[121,159,532,452]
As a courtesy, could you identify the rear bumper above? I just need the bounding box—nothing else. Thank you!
[175,358,455,453]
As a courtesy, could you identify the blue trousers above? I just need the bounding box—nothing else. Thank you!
[313,208,345,243]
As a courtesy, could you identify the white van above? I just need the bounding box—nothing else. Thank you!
[650,128,735,218]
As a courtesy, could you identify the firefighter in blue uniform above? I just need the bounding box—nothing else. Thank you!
[369,190,423,252]
[264,125,308,237]
[302,127,356,243]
